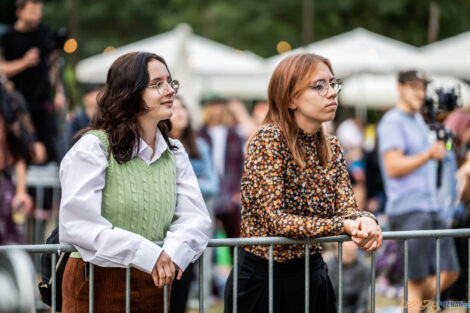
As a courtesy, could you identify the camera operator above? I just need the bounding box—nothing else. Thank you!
[377,70,460,313]
[0,0,65,163]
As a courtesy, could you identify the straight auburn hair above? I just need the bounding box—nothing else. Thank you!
[265,53,333,168]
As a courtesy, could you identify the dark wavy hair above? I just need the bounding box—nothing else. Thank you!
[76,52,176,163]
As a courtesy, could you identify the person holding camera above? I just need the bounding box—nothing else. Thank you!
[377,70,460,313]
[0,0,65,163]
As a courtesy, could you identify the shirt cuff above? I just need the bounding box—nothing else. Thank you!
[331,216,345,234]
[132,239,162,273]
[163,239,196,271]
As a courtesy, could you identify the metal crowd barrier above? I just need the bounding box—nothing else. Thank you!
[1,228,470,313]
[12,163,60,270]
[13,163,61,243]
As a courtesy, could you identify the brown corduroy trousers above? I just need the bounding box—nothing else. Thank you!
[62,258,168,313]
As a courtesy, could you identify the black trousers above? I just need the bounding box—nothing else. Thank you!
[170,261,195,313]
[224,249,337,313]
[31,104,58,163]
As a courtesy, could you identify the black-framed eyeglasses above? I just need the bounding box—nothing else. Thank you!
[308,78,343,96]
[147,79,180,95]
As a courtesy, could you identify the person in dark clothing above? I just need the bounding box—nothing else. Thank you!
[365,137,386,214]
[327,242,370,313]
[64,83,102,150]
[0,78,34,245]
[0,0,65,163]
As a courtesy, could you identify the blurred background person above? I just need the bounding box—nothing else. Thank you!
[199,95,244,240]
[327,241,370,313]
[64,83,102,150]
[0,0,65,163]
[444,108,470,166]
[456,141,470,204]
[169,95,218,313]
[365,135,386,216]
[336,118,367,211]
[0,77,34,245]
[226,98,257,143]
[441,108,470,301]
[251,100,269,130]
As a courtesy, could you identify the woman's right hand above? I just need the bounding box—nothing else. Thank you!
[151,252,183,288]
[344,219,366,238]
[344,219,382,252]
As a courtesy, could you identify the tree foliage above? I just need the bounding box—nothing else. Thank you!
[3,0,470,59]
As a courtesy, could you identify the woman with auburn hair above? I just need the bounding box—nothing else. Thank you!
[59,52,211,312]
[224,53,382,313]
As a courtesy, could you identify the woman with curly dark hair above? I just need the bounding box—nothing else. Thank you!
[59,51,212,312]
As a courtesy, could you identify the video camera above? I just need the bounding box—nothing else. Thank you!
[422,86,461,142]
[44,27,68,56]
[422,86,461,187]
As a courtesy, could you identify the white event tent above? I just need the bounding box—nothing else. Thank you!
[421,30,470,81]
[267,28,422,79]
[75,24,269,117]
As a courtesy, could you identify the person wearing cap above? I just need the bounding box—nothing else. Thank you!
[377,70,460,313]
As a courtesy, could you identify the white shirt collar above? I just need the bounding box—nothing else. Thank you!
[133,128,170,165]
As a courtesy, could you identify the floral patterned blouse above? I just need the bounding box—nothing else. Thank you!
[240,124,376,262]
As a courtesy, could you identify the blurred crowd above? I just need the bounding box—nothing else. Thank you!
[2,1,470,313]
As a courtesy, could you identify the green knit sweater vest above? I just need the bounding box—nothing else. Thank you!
[87,130,176,241]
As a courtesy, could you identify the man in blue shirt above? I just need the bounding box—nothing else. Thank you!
[378,70,459,313]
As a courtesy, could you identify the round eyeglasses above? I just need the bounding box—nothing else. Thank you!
[147,79,180,95]
[308,78,343,96]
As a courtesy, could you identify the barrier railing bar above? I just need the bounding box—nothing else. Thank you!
[126,267,130,313]
[199,252,204,313]
[89,263,94,313]
[404,240,408,313]
[233,246,238,313]
[51,252,56,313]
[338,241,343,313]
[164,285,168,313]
[370,252,376,313]
[436,238,440,305]
[4,229,470,254]
[305,244,310,313]
[269,244,273,313]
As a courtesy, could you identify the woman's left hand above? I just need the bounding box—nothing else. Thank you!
[351,217,382,252]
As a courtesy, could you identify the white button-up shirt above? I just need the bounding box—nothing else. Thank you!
[59,129,212,273]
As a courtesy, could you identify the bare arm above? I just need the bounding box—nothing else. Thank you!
[11,159,33,212]
[48,51,66,112]
[0,47,40,78]
[14,159,27,195]
[383,141,445,178]
[461,170,470,203]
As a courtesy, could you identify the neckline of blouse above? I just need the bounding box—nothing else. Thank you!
[298,128,320,143]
